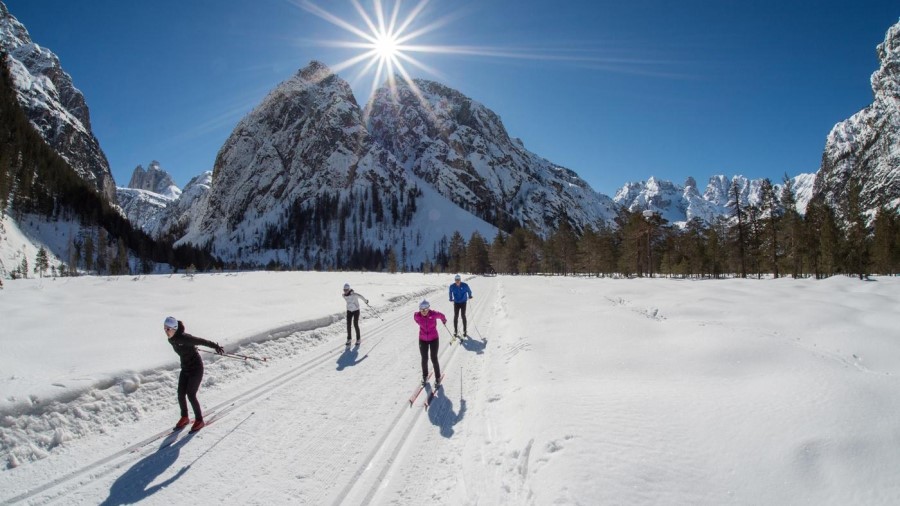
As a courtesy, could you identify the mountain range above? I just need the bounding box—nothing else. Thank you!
[1,0,897,273]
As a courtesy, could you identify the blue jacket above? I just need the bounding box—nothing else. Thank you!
[449,282,473,303]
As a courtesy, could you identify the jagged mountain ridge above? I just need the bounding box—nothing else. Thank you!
[815,17,900,217]
[365,78,618,234]
[128,161,180,200]
[614,174,816,226]
[116,162,209,240]
[0,1,117,202]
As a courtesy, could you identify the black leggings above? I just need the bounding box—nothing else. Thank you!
[453,302,467,334]
[177,365,204,420]
[419,339,440,381]
[346,310,361,340]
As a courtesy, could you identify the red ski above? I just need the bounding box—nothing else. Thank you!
[409,371,434,406]
[424,374,445,409]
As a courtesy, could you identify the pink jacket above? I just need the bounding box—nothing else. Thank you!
[414,310,447,342]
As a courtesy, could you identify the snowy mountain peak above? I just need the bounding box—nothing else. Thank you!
[366,77,617,235]
[0,0,117,202]
[614,174,815,226]
[299,59,335,83]
[127,161,181,199]
[816,17,900,217]
[872,18,900,99]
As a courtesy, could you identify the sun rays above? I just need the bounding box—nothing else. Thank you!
[293,0,686,116]
[295,0,442,105]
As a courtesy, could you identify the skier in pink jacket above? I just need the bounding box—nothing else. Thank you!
[414,300,446,387]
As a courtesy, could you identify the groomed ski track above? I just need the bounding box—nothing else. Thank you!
[2,276,502,505]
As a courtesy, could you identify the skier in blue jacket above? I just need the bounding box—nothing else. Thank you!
[448,274,473,337]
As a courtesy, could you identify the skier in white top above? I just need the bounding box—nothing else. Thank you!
[342,283,369,346]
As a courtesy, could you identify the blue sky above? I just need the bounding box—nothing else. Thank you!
[4,0,899,196]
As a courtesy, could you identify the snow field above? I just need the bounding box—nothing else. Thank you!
[1,273,899,505]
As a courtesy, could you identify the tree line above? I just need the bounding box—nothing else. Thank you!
[440,178,900,279]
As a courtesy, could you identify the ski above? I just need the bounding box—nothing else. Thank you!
[409,371,434,406]
[424,374,445,409]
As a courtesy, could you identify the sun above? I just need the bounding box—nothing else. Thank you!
[373,32,400,61]
[297,0,444,102]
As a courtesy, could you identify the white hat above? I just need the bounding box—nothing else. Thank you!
[454,274,461,280]
[419,300,430,310]
[343,283,350,290]
[164,316,178,329]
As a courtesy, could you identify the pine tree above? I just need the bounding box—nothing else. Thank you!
[387,248,398,273]
[727,180,748,278]
[466,231,491,274]
[448,231,467,273]
[96,228,109,275]
[707,217,728,279]
[844,178,869,279]
[84,235,94,273]
[804,197,840,279]
[759,178,781,277]
[34,246,49,278]
[546,221,578,275]
[616,210,652,277]
[779,175,802,277]
[871,206,899,275]
[576,225,602,276]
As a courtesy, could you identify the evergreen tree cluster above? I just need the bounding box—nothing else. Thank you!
[478,178,900,279]
[255,179,422,271]
[0,53,219,275]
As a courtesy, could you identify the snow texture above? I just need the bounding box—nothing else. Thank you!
[1,272,899,505]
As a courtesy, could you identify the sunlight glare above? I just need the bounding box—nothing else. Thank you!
[374,32,400,61]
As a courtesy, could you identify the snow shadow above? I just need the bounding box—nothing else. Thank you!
[426,390,466,438]
[459,337,487,355]
[336,346,367,371]
[100,432,195,506]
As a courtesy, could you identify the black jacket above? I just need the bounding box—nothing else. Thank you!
[167,321,220,370]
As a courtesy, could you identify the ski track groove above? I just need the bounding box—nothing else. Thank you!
[348,279,498,505]
[0,293,420,505]
[2,282,482,505]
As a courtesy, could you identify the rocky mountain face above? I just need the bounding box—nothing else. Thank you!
[614,174,816,226]
[0,1,117,202]
[179,61,467,268]
[117,167,210,240]
[127,161,180,199]
[815,18,900,218]
[365,79,618,235]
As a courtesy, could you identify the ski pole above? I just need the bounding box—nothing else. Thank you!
[442,322,458,345]
[365,301,383,321]
[200,349,268,362]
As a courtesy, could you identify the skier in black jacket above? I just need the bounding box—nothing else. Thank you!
[164,316,224,432]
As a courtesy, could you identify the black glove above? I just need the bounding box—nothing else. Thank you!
[215,345,225,355]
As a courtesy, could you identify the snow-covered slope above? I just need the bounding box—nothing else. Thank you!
[366,78,619,235]
[0,1,117,202]
[115,187,174,238]
[815,18,900,216]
